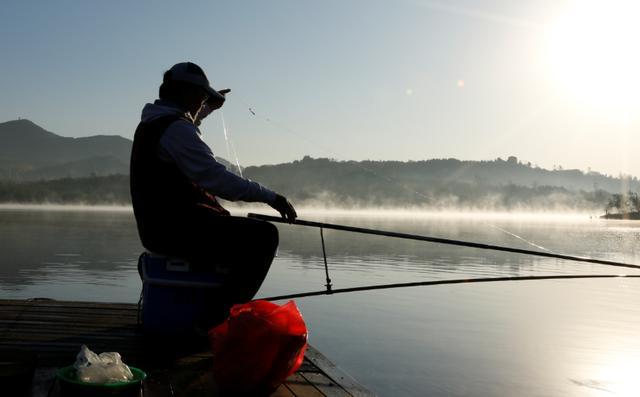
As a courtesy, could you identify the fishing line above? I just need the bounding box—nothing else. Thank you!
[231,92,432,202]
[228,139,243,178]
[220,111,243,177]
[219,112,233,166]
[489,225,553,253]
[261,274,640,301]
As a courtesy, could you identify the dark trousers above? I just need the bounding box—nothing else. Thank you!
[144,213,279,306]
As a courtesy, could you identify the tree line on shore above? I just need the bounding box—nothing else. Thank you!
[0,171,622,212]
[605,192,640,215]
[0,175,129,205]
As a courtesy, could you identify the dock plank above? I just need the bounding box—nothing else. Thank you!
[286,373,326,397]
[30,367,58,397]
[142,370,173,397]
[272,384,297,397]
[306,346,373,397]
[301,373,351,397]
[0,299,374,397]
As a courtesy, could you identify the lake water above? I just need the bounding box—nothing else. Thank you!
[2,206,640,396]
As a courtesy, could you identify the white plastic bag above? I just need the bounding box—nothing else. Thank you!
[73,345,134,384]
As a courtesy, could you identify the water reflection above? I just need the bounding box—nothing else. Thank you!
[0,209,142,300]
[1,208,640,396]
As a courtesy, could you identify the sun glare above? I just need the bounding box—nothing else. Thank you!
[593,352,640,396]
[546,0,640,119]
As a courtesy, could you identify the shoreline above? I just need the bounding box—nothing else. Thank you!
[601,212,640,220]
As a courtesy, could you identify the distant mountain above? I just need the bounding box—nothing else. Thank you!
[1,119,638,210]
[244,156,640,199]
[0,119,241,181]
[0,119,131,180]
[239,156,638,209]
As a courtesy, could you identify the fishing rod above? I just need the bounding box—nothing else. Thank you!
[262,274,640,301]
[248,213,640,271]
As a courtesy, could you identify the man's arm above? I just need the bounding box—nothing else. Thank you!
[158,120,276,204]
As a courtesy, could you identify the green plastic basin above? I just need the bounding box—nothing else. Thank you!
[56,366,146,397]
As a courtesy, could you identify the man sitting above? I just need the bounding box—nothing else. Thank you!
[130,62,296,306]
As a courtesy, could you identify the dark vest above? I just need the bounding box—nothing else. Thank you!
[130,115,229,251]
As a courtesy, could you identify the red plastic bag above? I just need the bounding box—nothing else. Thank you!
[208,300,308,395]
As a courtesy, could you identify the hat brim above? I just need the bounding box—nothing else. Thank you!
[205,86,226,104]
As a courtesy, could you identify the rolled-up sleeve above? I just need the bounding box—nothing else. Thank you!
[157,120,276,204]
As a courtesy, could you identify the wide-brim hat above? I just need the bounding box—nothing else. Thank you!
[167,62,225,103]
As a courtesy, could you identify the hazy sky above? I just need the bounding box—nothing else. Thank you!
[1,0,638,176]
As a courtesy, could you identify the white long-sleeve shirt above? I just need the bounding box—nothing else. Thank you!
[140,100,276,204]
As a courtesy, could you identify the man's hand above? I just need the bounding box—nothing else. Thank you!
[270,194,297,222]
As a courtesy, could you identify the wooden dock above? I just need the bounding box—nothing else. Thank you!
[0,299,374,397]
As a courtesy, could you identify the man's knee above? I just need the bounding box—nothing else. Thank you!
[250,220,279,250]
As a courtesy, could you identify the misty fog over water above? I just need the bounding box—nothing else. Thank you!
[1,207,640,396]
